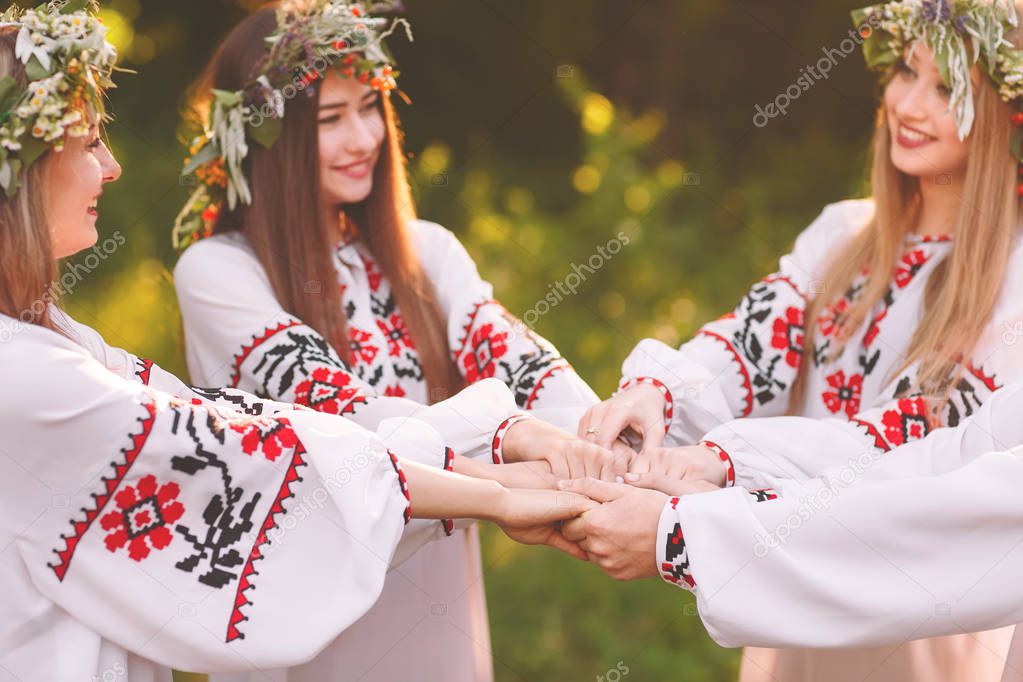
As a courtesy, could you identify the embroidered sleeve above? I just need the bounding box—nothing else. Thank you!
[620,201,870,444]
[698,363,1009,491]
[413,220,599,432]
[657,488,778,591]
[1,332,428,670]
[451,297,596,416]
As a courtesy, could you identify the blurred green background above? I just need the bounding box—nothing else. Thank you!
[41,0,879,679]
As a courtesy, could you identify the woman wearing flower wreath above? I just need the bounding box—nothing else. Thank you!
[0,4,601,680]
[169,2,616,681]
[577,0,1023,679]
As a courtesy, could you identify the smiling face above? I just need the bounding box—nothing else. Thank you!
[883,42,975,181]
[317,69,386,213]
[45,123,121,258]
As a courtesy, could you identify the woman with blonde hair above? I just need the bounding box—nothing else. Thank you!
[0,4,597,679]
[579,1,1023,679]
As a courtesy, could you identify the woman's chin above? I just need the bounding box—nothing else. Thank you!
[54,227,99,259]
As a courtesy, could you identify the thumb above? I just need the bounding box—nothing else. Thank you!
[557,476,627,503]
[544,529,590,561]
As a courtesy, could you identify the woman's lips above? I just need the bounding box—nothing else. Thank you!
[895,123,936,149]
[333,159,373,179]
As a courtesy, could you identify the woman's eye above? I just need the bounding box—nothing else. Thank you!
[318,114,340,125]
[88,138,102,149]
[360,97,380,114]
[936,84,951,99]
[896,60,916,78]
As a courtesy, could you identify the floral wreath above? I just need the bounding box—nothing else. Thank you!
[0,0,119,198]
[171,0,412,251]
[853,0,1023,190]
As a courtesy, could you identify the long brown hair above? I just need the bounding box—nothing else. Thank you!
[185,7,462,400]
[0,27,61,334]
[789,16,1021,414]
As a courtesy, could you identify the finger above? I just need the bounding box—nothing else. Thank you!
[624,471,717,496]
[596,407,633,450]
[578,403,608,440]
[546,457,571,481]
[557,491,600,518]
[575,443,609,481]
[561,516,587,542]
[543,530,589,561]
[556,476,628,503]
[640,420,666,452]
[628,451,652,474]
[607,441,633,480]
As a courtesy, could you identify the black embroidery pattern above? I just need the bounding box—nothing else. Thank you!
[187,387,271,417]
[167,406,262,589]
[251,327,351,398]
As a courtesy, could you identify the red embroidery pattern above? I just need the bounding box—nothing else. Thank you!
[461,322,510,383]
[818,298,848,338]
[227,443,308,642]
[748,488,778,502]
[894,249,928,289]
[50,400,158,581]
[376,314,413,357]
[491,414,531,464]
[771,306,805,369]
[134,357,154,385]
[230,417,301,462]
[383,384,406,397]
[523,361,570,409]
[697,330,754,417]
[661,511,695,590]
[100,474,184,562]
[700,440,734,487]
[821,370,863,418]
[852,418,889,451]
[347,326,379,365]
[362,253,383,292]
[387,451,412,524]
[881,397,930,447]
[294,366,365,415]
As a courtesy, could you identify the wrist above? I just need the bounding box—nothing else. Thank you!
[698,440,734,488]
[482,483,513,524]
[617,377,673,433]
[492,413,533,464]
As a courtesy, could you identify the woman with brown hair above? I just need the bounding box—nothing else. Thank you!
[171,2,610,680]
[0,3,598,680]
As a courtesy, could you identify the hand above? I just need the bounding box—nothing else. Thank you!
[502,418,628,482]
[493,487,599,560]
[558,477,668,580]
[628,445,726,491]
[577,384,666,451]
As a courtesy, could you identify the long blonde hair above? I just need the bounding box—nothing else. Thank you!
[789,12,1021,414]
[0,27,60,333]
